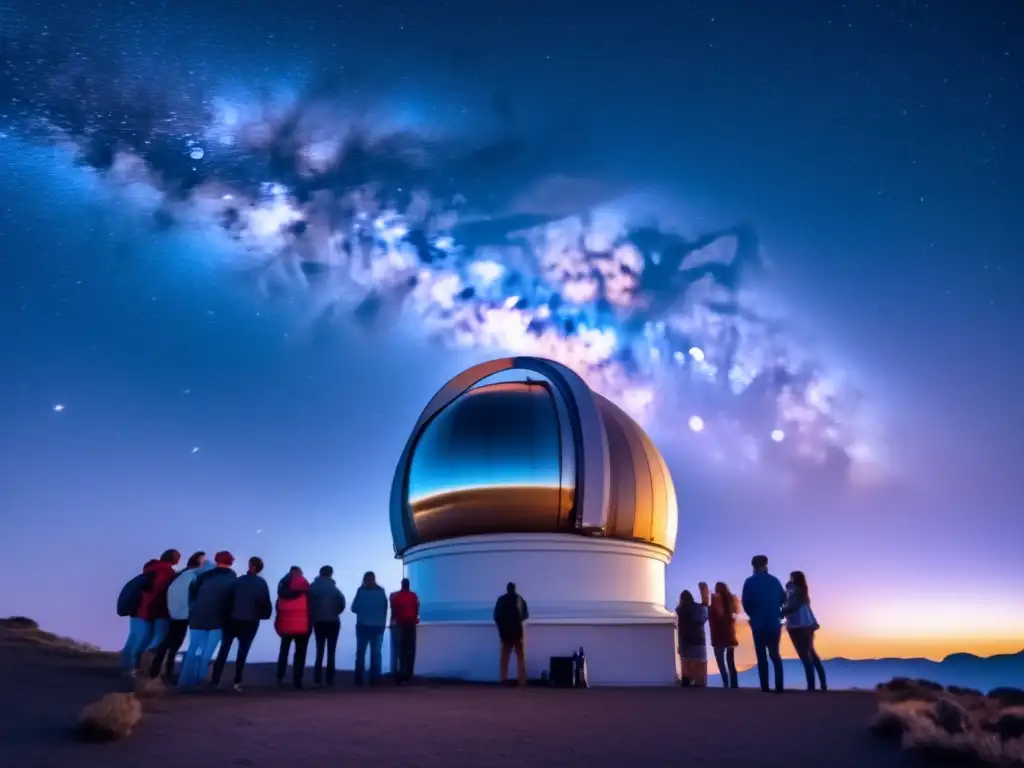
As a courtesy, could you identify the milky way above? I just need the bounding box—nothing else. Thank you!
[0,22,882,489]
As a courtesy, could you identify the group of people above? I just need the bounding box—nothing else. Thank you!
[118,549,421,691]
[675,555,828,693]
[118,549,824,692]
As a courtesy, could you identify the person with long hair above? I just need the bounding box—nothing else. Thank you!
[784,570,827,691]
[676,587,709,687]
[709,582,740,688]
[351,571,388,687]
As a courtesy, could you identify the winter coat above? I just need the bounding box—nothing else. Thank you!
[167,562,214,621]
[231,573,273,622]
[741,571,786,634]
[783,584,819,630]
[136,560,177,621]
[188,566,238,631]
[677,602,709,648]
[708,593,739,648]
[351,585,388,629]
[493,591,529,641]
[275,573,311,637]
[389,589,419,626]
[308,576,346,625]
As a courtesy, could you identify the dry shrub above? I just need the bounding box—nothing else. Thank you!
[77,693,143,742]
[134,676,167,700]
[901,717,1001,765]
[872,699,936,738]
[990,689,1024,708]
[873,678,1024,766]
[0,617,103,655]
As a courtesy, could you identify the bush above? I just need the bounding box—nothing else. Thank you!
[989,688,1024,708]
[77,693,143,742]
[0,616,39,630]
[873,678,1024,766]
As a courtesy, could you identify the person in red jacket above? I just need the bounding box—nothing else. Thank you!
[389,578,420,684]
[120,549,179,676]
[275,566,311,689]
[138,549,181,654]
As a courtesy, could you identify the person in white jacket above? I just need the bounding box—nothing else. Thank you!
[783,570,827,691]
[148,552,212,680]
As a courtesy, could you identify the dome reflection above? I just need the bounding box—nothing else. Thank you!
[407,382,575,544]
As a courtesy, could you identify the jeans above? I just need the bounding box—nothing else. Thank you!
[149,619,189,678]
[212,620,260,686]
[354,625,384,686]
[392,623,417,683]
[713,646,739,688]
[390,626,400,674]
[178,628,222,688]
[788,627,827,691]
[751,626,784,692]
[120,617,154,671]
[313,620,341,686]
[277,633,311,688]
[147,618,170,651]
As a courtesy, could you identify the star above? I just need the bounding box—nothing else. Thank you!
[53,404,65,412]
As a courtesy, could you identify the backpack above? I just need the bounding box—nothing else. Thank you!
[117,571,154,617]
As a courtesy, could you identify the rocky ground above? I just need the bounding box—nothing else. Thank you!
[1,618,913,768]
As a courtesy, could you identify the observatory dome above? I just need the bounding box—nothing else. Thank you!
[390,357,678,556]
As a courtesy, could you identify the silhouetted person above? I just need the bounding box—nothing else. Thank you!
[741,555,786,693]
[212,556,272,691]
[709,581,740,689]
[309,565,346,688]
[784,570,827,691]
[493,582,529,685]
[389,578,420,684]
[275,566,312,689]
[179,551,237,689]
[352,571,388,687]
[676,587,709,687]
[151,551,207,680]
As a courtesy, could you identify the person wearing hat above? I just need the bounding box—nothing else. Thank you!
[178,550,238,689]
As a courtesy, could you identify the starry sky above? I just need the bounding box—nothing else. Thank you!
[1,0,1022,666]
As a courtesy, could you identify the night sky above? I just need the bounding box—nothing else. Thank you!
[1,0,1022,666]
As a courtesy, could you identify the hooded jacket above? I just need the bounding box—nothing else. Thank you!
[351,585,388,629]
[308,576,346,625]
[167,562,214,621]
[231,572,273,623]
[136,560,177,621]
[188,565,238,630]
[275,572,311,637]
[676,602,709,648]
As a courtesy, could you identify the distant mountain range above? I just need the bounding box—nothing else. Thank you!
[712,650,1024,692]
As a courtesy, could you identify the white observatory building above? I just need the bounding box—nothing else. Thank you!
[389,356,680,686]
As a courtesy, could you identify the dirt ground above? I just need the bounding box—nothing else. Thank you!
[1,635,914,768]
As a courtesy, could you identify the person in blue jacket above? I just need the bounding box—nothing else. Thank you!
[741,554,786,693]
[351,571,388,687]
